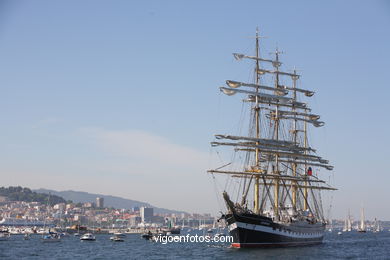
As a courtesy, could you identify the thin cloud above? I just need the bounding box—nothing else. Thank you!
[31,117,63,129]
[81,127,208,167]
[77,128,217,213]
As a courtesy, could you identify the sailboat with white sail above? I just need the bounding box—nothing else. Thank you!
[342,211,352,232]
[358,208,366,233]
[41,194,61,243]
[327,219,333,232]
[373,218,381,233]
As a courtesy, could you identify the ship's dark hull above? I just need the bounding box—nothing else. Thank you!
[224,213,325,248]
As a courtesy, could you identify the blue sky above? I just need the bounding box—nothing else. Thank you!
[0,0,389,219]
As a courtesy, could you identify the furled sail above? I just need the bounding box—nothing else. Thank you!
[220,87,293,104]
[211,141,311,154]
[279,85,315,97]
[215,134,296,146]
[257,68,300,79]
[208,170,327,183]
[278,115,325,127]
[226,80,288,96]
[233,53,282,67]
[245,95,308,110]
[277,159,333,170]
[267,109,320,120]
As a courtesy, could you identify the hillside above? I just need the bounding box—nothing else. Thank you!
[0,186,68,205]
[35,188,186,214]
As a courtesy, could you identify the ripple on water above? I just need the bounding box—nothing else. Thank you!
[0,232,390,259]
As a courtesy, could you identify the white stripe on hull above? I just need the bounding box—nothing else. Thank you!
[229,221,324,239]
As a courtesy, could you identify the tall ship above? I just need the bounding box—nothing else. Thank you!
[208,28,335,248]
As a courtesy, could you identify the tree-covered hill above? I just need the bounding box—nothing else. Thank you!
[0,186,69,205]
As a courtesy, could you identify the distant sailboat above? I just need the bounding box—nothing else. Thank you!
[342,210,352,232]
[328,219,333,232]
[198,219,203,230]
[41,194,61,243]
[358,208,366,232]
[347,218,352,232]
[373,218,380,233]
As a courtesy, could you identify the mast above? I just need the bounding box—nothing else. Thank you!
[273,48,281,218]
[254,27,261,214]
[291,69,298,210]
[304,113,308,211]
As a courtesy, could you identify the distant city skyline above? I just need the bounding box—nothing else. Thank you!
[0,1,390,219]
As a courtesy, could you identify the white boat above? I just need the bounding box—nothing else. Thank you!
[37,228,47,234]
[110,235,124,242]
[0,232,10,241]
[80,233,96,241]
[337,231,342,235]
[9,228,22,235]
[113,232,126,238]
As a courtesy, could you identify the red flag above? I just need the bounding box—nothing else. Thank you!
[307,167,313,176]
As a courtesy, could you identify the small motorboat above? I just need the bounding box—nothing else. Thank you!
[0,232,10,241]
[80,233,96,241]
[110,235,124,242]
[337,231,342,235]
[113,232,126,238]
[141,231,153,240]
[23,233,31,240]
[42,234,61,242]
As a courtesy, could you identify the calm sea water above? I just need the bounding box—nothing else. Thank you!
[1,231,390,259]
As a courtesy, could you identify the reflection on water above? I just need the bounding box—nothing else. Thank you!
[0,231,390,259]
